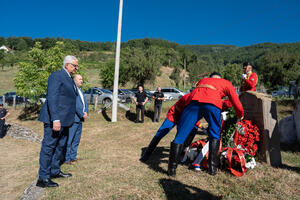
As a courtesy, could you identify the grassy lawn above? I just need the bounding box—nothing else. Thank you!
[0,66,18,95]
[0,102,299,200]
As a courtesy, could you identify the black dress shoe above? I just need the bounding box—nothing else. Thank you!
[51,171,72,179]
[36,178,59,188]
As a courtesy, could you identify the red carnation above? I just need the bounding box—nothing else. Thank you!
[252,144,258,152]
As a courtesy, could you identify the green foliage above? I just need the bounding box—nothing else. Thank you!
[220,63,244,86]
[99,60,128,88]
[14,41,89,100]
[121,46,161,87]
[258,51,300,90]
[0,50,4,61]
[170,67,181,87]
[221,108,238,147]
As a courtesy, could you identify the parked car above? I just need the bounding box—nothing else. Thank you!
[3,92,29,105]
[271,86,289,98]
[84,87,113,105]
[120,89,135,98]
[272,90,289,97]
[158,88,186,100]
[110,89,132,103]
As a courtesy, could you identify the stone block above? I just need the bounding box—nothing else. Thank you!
[239,91,282,167]
[293,102,300,143]
[279,116,297,144]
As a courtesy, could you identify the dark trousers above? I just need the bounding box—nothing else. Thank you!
[136,104,145,122]
[38,124,69,179]
[0,119,5,138]
[153,104,162,122]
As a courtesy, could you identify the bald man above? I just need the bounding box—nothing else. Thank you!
[65,74,88,164]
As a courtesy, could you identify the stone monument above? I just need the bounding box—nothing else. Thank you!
[239,91,282,167]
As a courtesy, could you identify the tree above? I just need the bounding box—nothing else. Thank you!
[220,63,243,86]
[121,46,161,87]
[14,42,89,101]
[99,60,128,88]
[15,38,28,51]
[0,50,5,70]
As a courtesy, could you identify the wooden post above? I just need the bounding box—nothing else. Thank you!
[2,95,5,106]
[13,95,16,110]
[23,97,26,107]
[94,94,99,112]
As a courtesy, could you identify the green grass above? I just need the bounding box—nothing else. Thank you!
[1,103,298,200]
[0,66,18,95]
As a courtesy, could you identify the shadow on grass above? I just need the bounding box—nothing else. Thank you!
[18,104,41,121]
[279,164,300,174]
[141,146,169,175]
[101,108,111,122]
[125,110,136,122]
[144,110,154,121]
[159,178,220,200]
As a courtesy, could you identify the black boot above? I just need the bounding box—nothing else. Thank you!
[168,142,184,177]
[183,131,196,150]
[140,136,161,162]
[208,139,220,176]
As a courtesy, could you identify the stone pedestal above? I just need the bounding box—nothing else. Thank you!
[279,116,297,144]
[293,102,300,143]
[239,91,282,167]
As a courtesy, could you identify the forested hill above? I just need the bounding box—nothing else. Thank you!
[1,36,300,91]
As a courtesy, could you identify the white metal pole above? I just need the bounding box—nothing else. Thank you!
[112,0,123,122]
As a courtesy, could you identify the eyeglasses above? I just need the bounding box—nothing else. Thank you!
[68,63,79,69]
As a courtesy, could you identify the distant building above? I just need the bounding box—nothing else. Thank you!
[0,45,12,52]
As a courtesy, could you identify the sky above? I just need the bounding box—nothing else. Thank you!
[1,0,300,46]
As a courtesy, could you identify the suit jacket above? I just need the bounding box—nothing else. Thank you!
[38,69,78,127]
[74,89,88,123]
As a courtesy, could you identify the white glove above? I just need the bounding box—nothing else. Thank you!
[242,74,247,79]
[221,111,228,121]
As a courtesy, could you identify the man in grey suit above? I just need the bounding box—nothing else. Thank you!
[65,74,88,164]
[36,55,79,188]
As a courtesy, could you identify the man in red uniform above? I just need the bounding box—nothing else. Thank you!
[168,72,244,177]
[240,62,258,92]
[140,93,201,162]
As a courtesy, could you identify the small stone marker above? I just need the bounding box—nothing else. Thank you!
[293,102,300,143]
[239,91,282,167]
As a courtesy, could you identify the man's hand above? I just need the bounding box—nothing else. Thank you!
[53,121,61,132]
[0,117,4,120]
[142,102,145,106]
[83,112,88,119]
[238,116,244,121]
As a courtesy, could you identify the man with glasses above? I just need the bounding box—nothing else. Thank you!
[37,55,79,188]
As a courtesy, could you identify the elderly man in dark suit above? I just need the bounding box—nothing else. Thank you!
[36,55,79,188]
[65,74,88,164]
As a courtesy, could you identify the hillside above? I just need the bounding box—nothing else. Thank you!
[1,37,300,94]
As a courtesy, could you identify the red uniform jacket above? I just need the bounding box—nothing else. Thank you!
[240,72,257,92]
[190,77,244,118]
[166,93,202,127]
[222,99,233,111]
[166,93,192,123]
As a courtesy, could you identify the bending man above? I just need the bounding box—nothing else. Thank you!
[140,93,201,162]
[168,72,244,177]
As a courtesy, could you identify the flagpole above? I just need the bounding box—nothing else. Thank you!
[112,0,123,122]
